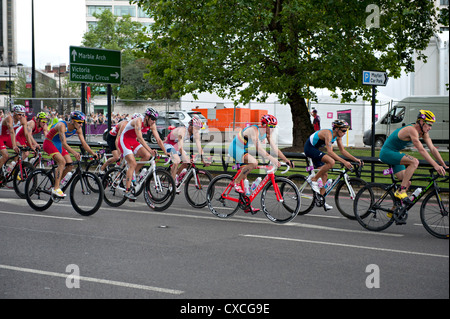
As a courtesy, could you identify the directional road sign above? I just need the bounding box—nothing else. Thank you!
[362,70,388,86]
[69,46,121,84]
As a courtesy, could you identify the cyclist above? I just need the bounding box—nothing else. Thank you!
[99,117,129,174]
[228,114,293,203]
[117,107,165,200]
[380,109,448,202]
[0,105,31,173]
[304,119,363,208]
[164,115,209,183]
[16,111,49,159]
[43,111,98,198]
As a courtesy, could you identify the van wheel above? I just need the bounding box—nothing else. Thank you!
[375,136,385,148]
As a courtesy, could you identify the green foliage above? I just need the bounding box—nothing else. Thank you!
[133,0,438,148]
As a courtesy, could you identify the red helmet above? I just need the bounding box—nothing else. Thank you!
[261,114,278,127]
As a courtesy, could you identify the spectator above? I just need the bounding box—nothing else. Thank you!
[312,109,321,131]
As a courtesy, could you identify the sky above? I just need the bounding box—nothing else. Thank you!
[16,0,86,69]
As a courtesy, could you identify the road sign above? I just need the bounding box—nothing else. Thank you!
[69,46,121,84]
[362,70,388,86]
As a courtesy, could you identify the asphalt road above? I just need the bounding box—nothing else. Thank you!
[0,185,448,302]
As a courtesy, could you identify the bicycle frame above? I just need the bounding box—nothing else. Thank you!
[222,164,288,204]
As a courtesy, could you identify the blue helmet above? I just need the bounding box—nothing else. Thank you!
[70,111,86,121]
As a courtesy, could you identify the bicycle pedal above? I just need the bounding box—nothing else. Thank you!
[128,198,136,202]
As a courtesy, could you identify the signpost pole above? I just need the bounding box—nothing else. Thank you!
[371,85,376,182]
[81,83,86,139]
[107,84,112,133]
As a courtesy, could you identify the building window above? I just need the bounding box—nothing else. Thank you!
[114,5,136,17]
[87,6,112,17]
[440,0,449,5]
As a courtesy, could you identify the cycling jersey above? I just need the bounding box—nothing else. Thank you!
[118,119,150,157]
[0,116,21,150]
[379,125,414,174]
[304,129,337,168]
[43,121,77,157]
[164,126,191,154]
[15,119,44,146]
[228,125,267,163]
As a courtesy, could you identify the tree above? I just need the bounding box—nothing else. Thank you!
[133,0,438,150]
[81,10,155,99]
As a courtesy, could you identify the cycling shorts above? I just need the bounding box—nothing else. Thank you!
[164,143,180,156]
[303,138,325,169]
[0,135,13,151]
[106,133,117,152]
[43,139,69,157]
[118,135,142,157]
[379,147,406,174]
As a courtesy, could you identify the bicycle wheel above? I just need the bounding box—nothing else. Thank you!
[207,174,240,218]
[261,176,301,224]
[288,174,315,215]
[13,162,34,199]
[144,168,175,211]
[70,172,104,216]
[102,167,127,207]
[353,183,396,231]
[184,168,212,208]
[420,189,449,239]
[25,168,53,211]
[334,177,367,220]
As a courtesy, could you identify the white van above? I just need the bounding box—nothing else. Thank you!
[363,95,449,147]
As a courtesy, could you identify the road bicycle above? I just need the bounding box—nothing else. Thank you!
[24,155,104,216]
[102,155,176,211]
[288,156,366,219]
[0,146,45,199]
[164,155,213,208]
[206,162,300,224]
[353,166,449,239]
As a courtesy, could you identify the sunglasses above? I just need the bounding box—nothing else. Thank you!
[340,129,348,133]
[425,121,433,127]
[40,120,48,123]
[73,120,85,124]
[267,124,277,128]
[15,113,25,117]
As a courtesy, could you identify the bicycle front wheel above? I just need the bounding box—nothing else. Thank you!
[70,172,104,216]
[353,183,396,231]
[102,167,127,207]
[261,177,301,224]
[13,162,35,199]
[420,189,449,239]
[25,168,53,211]
[288,174,315,215]
[206,174,240,218]
[184,169,212,208]
[144,168,175,211]
[334,177,367,219]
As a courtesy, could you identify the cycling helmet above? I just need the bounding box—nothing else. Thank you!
[70,110,86,121]
[36,112,48,120]
[332,119,349,129]
[13,105,26,114]
[132,113,144,120]
[417,110,435,123]
[189,115,203,128]
[261,114,278,127]
[144,107,159,120]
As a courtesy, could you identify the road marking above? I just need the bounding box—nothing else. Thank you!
[0,264,184,295]
[241,234,449,258]
[0,211,84,221]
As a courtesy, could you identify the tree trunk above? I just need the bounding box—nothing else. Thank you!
[286,93,314,152]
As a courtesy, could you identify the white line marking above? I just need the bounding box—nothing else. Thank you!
[241,234,449,258]
[0,211,83,221]
[0,264,184,295]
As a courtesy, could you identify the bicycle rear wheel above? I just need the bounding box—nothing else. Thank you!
[144,168,175,211]
[353,183,396,231]
[13,162,34,199]
[184,168,212,208]
[25,169,53,211]
[102,167,127,207]
[206,174,240,218]
[420,189,449,239]
[334,177,367,219]
[70,172,104,216]
[261,176,300,223]
[288,174,315,215]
